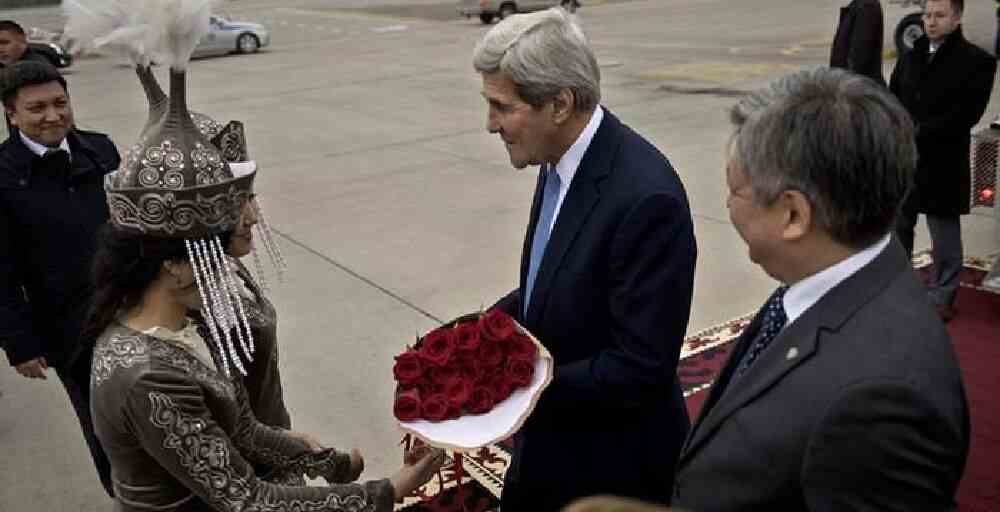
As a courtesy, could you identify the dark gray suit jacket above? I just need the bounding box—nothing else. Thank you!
[674,239,969,511]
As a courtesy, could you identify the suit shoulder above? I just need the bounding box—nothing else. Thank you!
[957,37,995,65]
[835,270,957,380]
[0,137,28,176]
[74,129,117,151]
[73,129,122,168]
[610,121,686,196]
[0,137,18,159]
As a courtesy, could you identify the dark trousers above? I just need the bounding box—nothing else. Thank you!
[896,201,963,307]
[55,364,113,497]
[500,433,673,512]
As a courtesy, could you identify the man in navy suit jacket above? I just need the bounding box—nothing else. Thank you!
[473,8,697,510]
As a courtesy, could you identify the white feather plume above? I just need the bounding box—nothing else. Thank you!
[64,0,214,70]
[61,0,136,55]
[146,0,214,70]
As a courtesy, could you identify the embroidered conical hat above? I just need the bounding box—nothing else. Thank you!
[106,70,256,239]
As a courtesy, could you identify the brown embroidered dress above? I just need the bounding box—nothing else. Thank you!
[90,324,394,511]
[228,258,291,430]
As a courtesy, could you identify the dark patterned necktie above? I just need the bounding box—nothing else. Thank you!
[738,286,789,375]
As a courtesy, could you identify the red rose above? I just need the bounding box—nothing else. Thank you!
[421,393,450,422]
[478,338,505,369]
[467,387,496,414]
[479,309,516,342]
[430,365,461,386]
[506,358,535,388]
[455,323,481,352]
[392,350,424,385]
[394,388,422,422]
[444,377,473,409]
[453,356,482,384]
[506,333,537,362]
[416,380,436,399]
[490,374,514,402]
[419,328,457,367]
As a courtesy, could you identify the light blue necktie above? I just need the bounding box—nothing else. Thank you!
[524,165,561,318]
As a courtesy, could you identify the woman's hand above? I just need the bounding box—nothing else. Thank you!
[287,431,324,452]
[389,445,447,500]
[347,448,365,481]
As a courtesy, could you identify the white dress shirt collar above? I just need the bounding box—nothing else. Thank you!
[783,234,891,326]
[19,131,71,160]
[545,105,604,224]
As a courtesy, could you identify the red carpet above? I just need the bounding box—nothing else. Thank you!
[399,260,999,511]
[930,266,1000,512]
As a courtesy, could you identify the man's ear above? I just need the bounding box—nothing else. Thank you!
[551,88,575,125]
[779,189,813,242]
[5,104,16,126]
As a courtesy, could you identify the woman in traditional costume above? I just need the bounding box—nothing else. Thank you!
[132,59,294,433]
[77,1,443,509]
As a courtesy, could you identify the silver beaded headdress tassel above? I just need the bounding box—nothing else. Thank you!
[198,116,288,293]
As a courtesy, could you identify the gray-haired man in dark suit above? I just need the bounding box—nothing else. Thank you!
[670,67,969,511]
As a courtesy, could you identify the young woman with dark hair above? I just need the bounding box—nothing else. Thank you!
[83,40,442,512]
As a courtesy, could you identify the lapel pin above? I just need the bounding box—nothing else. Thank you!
[786,347,799,360]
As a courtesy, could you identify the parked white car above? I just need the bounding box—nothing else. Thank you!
[193,16,270,57]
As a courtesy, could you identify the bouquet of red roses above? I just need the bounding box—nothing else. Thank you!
[392,308,552,450]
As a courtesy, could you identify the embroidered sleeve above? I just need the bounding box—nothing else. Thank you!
[272,448,358,484]
[125,371,395,511]
[228,380,356,483]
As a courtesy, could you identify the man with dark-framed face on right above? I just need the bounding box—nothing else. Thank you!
[890,0,996,322]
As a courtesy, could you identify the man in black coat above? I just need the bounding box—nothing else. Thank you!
[473,8,696,511]
[0,61,120,496]
[0,20,49,68]
[830,0,886,85]
[890,0,996,321]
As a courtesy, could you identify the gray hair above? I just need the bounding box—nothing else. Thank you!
[730,68,917,249]
[472,7,600,111]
